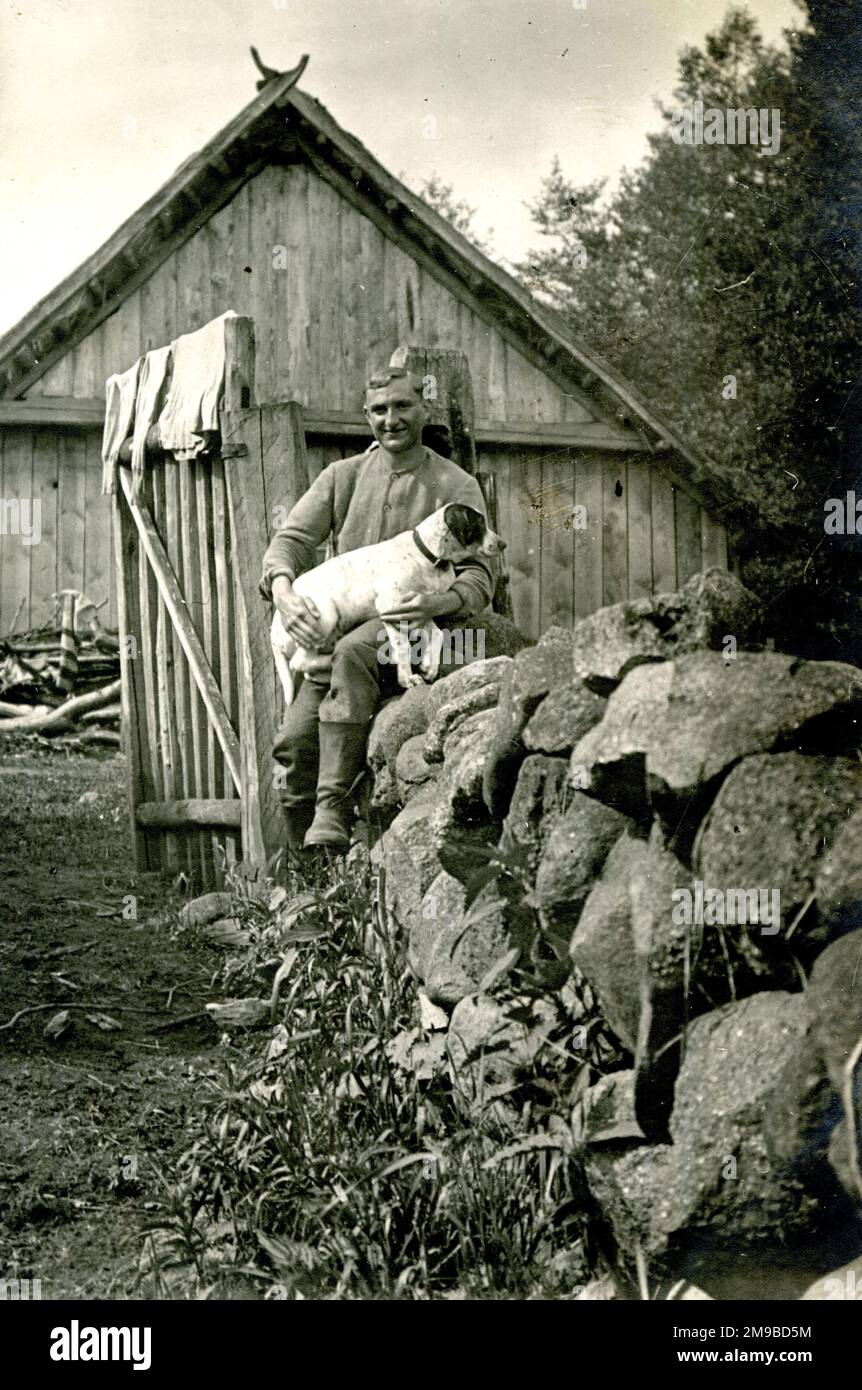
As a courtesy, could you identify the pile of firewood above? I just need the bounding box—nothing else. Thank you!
[0,592,122,747]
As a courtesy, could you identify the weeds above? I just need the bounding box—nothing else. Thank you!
[140,854,595,1300]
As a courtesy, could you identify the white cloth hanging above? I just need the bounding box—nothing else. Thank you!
[130,346,173,501]
[157,309,237,460]
[101,358,142,495]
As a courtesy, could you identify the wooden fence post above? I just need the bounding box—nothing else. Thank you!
[111,493,158,870]
[222,381,311,868]
[389,345,478,472]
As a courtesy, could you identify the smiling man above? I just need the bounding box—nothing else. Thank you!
[259,367,494,855]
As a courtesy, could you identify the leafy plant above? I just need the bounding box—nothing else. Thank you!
[138,855,595,1300]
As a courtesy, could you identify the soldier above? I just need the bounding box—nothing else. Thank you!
[260,367,494,854]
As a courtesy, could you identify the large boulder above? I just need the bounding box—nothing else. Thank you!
[430,707,498,812]
[534,793,628,936]
[572,610,667,693]
[424,883,535,1009]
[366,654,515,781]
[664,993,860,1292]
[394,734,439,805]
[523,679,607,758]
[571,568,763,693]
[409,870,466,984]
[582,1145,674,1288]
[663,568,763,653]
[482,627,573,819]
[447,992,557,1110]
[587,993,861,1296]
[569,830,644,1052]
[499,754,570,876]
[647,652,862,850]
[410,868,532,1011]
[367,684,434,777]
[378,784,444,939]
[425,653,512,721]
[814,806,862,945]
[693,753,862,978]
[630,825,704,1141]
[572,661,674,821]
[430,708,502,883]
[423,657,511,763]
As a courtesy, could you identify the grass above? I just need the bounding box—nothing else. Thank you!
[139,852,600,1300]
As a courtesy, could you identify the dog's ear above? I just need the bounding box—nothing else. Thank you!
[443,503,485,547]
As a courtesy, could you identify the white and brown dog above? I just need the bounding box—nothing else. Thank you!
[270,502,505,706]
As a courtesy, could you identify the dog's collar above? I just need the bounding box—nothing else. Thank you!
[412,529,450,569]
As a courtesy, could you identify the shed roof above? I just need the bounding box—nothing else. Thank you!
[0,56,736,516]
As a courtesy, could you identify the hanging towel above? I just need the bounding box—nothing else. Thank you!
[157,309,238,461]
[101,359,142,495]
[130,345,173,502]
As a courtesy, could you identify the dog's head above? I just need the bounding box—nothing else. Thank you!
[423,503,506,563]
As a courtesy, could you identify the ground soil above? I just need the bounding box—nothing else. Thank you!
[0,742,225,1299]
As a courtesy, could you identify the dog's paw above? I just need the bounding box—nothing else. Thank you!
[398,671,425,690]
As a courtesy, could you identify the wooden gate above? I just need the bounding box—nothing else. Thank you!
[112,316,307,887]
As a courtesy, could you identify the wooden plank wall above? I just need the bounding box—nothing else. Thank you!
[27,163,597,427]
[0,425,115,634]
[478,445,728,639]
[0,422,728,641]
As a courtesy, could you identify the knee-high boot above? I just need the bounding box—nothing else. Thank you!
[303,721,369,849]
[272,674,326,859]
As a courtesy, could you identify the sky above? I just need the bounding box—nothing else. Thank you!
[1,0,802,336]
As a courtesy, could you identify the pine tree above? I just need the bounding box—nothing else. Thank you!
[519,4,862,658]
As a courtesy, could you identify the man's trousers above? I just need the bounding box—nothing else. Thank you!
[272,617,402,809]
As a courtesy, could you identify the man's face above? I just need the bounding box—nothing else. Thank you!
[364,380,427,454]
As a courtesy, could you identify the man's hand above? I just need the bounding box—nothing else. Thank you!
[378,590,461,625]
[272,575,325,647]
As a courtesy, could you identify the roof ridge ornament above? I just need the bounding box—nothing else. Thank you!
[249,47,309,93]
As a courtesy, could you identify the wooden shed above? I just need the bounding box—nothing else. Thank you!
[0,61,734,642]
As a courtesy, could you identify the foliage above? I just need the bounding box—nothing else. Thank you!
[454,837,629,1074]
[517,4,862,661]
[139,855,599,1300]
[419,174,496,258]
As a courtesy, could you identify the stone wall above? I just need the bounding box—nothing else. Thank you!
[368,570,862,1299]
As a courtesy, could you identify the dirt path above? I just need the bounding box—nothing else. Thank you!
[0,744,223,1299]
